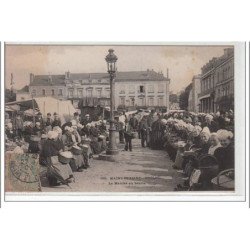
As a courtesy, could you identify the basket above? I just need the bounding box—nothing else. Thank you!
[30,135,41,142]
[82,138,91,145]
[80,144,89,153]
[71,145,83,155]
[98,135,106,141]
[58,151,73,164]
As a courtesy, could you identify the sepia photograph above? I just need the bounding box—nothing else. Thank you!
[4,43,245,200]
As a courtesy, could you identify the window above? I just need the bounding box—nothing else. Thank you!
[119,86,125,94]
[218,88,220,97]
[51,89,55,96]
[59,89,63,96]
[68,89,74,98]
[87,89,93,97]
[158,97,164,106]
[120,97,125,105]
[105,88,110,98]
[77,88,83,97]
[96,89,102,98]
[158,83,164,93]
[129,85,135,93]
[31,89,36,96]
[148,85,154,93]
[42,89,46,96]
[130,97,135,106]
[139,85,145,93]
[138,98,144,106]
[148,97,154,106]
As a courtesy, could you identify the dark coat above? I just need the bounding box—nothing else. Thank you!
[214,143,234,171]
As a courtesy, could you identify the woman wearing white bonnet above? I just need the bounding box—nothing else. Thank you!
[197,126,211,155]
[204,114,218,132]
[48,130,59,140]
[208,132,221,155]
[214,129,234,171]
[40,129,74,186]
[53,126,62,135]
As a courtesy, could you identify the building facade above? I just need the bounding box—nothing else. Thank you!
[198,48,234,113]
[28,69,170,111]
[188,75,201,113]
[213,48,234,112]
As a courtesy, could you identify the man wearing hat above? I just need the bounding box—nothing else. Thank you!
[52,112,62,128]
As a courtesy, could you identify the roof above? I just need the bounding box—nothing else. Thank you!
[17,85,29,93]
[31,74,66,86]
[30,70,168,86]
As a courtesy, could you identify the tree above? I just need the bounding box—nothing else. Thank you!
[169,93,178,103]
[5,89,16,102]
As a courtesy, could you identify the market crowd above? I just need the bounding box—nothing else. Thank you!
[5,111,109,186]
[116,109,235,191]
[5,108,235,191]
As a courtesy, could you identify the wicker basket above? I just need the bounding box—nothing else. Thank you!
[71,146,83,155]
[80,144,89,153]
[58,152,73,164]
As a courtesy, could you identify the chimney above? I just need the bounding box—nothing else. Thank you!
[167,68,169,78]
[48,75,52,83]
[65,71,70,79]
[30,73,34,84]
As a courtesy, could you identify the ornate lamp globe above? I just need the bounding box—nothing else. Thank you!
[105,49,118,73]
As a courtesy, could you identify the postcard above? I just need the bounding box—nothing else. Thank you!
[4,43,246,201]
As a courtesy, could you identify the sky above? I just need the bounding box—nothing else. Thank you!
[5,44,232,93]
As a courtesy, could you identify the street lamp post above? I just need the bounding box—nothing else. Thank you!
[105,49,119,155]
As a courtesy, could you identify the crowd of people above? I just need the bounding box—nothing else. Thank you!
[5,111,109,186]
[5,107,235,191]
[114,109,235,191]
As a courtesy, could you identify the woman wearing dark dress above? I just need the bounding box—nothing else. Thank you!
[214,130,234,171]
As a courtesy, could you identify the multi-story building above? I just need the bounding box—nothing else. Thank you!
[188,75,201,113]
[213,48,234,112]
[198,48,234,113]
[28,69,170,111]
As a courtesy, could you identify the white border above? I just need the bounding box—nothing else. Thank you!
[3,42,246,202]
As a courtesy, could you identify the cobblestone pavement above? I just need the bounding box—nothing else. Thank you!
[41,138,184,192]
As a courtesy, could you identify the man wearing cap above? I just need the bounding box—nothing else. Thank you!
[129,113,138,131]
[81,114,91,126]
[45,113,53,132]
[52,112,62,128]
[139,115,149,147]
